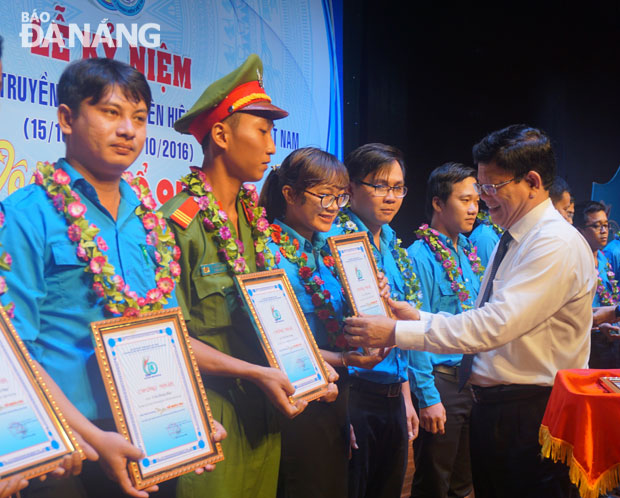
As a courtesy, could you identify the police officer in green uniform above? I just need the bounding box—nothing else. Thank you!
[160,55,306,498]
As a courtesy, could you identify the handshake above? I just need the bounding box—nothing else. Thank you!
[344,298,420,348]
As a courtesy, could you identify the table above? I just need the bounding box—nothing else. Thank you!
[540,369,620,498]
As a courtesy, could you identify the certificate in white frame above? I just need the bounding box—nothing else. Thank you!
[0,305,81,482]
[91,307,223,489]
[235,270,330,403]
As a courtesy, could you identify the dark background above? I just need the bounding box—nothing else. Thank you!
[343,1,620,245]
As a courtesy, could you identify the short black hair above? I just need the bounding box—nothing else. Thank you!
[472,124,556,191]
[58,58,151,112]
[344,143,406,183]
[573,200,608,229]
[549,177,572,204]
[425,162,477,220]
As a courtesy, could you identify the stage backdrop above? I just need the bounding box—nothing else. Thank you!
[0,0,343,203]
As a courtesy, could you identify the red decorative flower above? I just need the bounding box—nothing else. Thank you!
[293,239,300,250]
[311,293,323,306]
[299,266,313,279]
[157,277,175,293]
[323,255,335,267]
[326,319,340,333]
[123,307,140,317]
[317,309,331,320]
[334,334,347,349]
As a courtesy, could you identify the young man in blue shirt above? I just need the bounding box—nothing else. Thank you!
[574,200,620,368]
[0,58,222,498]
[332,143,418,498]
[407,162,482,498]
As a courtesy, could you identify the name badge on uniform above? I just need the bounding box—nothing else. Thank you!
[200,263,228,276]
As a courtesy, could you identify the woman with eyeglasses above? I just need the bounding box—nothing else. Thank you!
[260,146,379,498]
[330,142,419,498]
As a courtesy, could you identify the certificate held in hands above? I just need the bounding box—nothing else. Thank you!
[0,306,82,482]
[235,269,330,403]
[327,232,392,318]
[90,308,223,490]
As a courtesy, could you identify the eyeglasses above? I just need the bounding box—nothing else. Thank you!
[584,222,609,232]
[357,180,408,198]
[474,179,514,196]
[304,190,350,209]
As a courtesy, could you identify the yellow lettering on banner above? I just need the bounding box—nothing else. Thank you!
[0,140,33,196]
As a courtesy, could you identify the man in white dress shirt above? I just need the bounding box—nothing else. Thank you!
[345,124,596,498]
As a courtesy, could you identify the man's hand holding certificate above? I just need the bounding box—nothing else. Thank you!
[344,298,420,348]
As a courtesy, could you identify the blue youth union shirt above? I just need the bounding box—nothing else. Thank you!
[327,208,409,384]
[267,219,346,349]
[407,233,481,408]
[0,158,178,420]
[468,222,500,268]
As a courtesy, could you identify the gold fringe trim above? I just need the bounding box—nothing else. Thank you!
[540,424,620,498]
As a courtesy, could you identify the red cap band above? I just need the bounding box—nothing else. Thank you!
[188,81,271,144]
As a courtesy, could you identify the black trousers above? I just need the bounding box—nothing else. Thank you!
[347,378,408,498]
[590,331,620,368]
[411,371,473,498]
[277,370,350,498]
[469,384,577,498]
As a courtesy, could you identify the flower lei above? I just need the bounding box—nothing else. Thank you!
[179,167,273,273]
[476,210,504,235]
[596,256,619,305]
[35,162,181,317]
[0,212,15,318]
[415,224,485,310]
[335,209,423,308]
[269,224,345,349]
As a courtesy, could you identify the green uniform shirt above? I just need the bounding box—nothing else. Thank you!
[161,190,280,498]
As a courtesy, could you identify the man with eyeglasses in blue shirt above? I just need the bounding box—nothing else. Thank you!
[330,143,418,498]
[574,200,620,368]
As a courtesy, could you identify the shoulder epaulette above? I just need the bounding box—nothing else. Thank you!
[170,197,200,229]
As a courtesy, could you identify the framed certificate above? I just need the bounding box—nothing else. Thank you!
[328,232,392,318]
[0,306,81,482]
[90,308,223,489]
[599,376,620,393]
[235,270,330,403]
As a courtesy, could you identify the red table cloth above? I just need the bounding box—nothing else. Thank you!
[540,369,620,498]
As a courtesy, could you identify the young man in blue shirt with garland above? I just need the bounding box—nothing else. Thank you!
[331,143,419,498]
[574,200,620,368]
[407,162,482,498]
[0,58,227,498]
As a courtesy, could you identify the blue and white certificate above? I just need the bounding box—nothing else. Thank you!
[335,240,387,316]
[236,271,329,403]
[100,316,216,478]
[0,311,75,478]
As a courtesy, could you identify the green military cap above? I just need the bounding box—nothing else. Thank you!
[175,53,288,144]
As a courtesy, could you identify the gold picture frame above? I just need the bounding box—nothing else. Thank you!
[90,307,223,489]
[0,305,82,482]
[235,269,330,403]
[599,376,620,393]
[327,232,393,318]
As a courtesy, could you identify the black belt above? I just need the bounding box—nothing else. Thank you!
[433,364,458,376]
[470,384,552,404]
[350,376,402,398]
